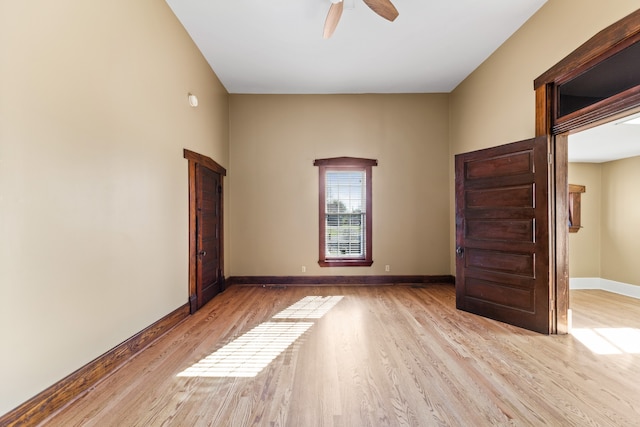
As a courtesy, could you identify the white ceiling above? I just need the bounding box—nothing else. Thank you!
[165,0,547,94]
[569,113,640,163]
[164,0,639,162]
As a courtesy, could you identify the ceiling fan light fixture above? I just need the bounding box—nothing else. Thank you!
[323,0,398,39]
[362,0,399,22]
[323,0,344,39]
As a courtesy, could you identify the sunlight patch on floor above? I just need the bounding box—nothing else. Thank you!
[272,295,344,319]
[177,322,313,377]
[571,327,640,355]
[177,296,344,378]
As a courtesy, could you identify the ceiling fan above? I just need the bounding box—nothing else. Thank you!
[323,0,399,39]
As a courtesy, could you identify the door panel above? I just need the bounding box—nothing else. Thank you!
[465,249,534,276]
[466,219,533,242]
[455,137,551,334]
[466,185,533,208]
[196,163,223,309]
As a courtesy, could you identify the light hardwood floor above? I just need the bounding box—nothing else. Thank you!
[43,285,640,426]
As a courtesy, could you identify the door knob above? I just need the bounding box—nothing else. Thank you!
[199,251,207,257]
[456,246,464,257]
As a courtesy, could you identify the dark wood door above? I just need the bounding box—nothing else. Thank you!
[195,163,223,309]
[455,137,551,334]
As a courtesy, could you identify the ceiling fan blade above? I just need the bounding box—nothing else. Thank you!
[362,0,399,21]
[323,1,344,39]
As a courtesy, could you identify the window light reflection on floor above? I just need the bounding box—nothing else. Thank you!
[595,327,640,353]
[177,296,344,378]
[273,295,344,319]
[177,322,313,377]
[571,327,640,355]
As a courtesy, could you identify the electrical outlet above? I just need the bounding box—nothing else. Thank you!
[385,265,390,272]
[301,265,306,273]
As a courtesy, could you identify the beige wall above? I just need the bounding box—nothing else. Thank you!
[448,0,639,273]
[567,163,602,278]
[568,157,640,287]
[0,0,228,414]
[601,156,640,286]
[3,0,639,417]
[229,94,450,276]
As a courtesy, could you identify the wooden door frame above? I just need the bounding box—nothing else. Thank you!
[534,9,640,333]
[184,149,227,313]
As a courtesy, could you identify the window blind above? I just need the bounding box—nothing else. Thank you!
[325,170,366,258]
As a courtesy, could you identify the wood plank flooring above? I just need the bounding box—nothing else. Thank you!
[43,285,640,426]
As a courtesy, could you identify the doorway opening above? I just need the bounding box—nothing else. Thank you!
[534,9,640,333]
[565,110,640,335]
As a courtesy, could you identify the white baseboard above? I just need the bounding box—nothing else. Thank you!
[570,277,640,299]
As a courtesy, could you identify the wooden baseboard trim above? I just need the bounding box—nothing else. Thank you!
[0,303,190,427]
[226,275,455,287]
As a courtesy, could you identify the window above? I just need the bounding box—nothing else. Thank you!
[314,157,377,267]
[557,40,640,118]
